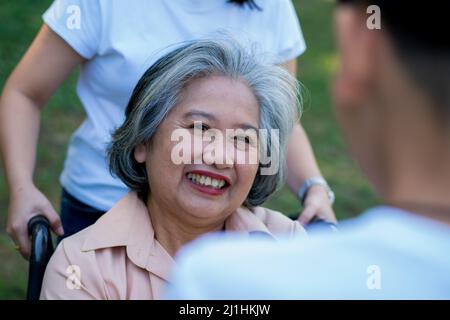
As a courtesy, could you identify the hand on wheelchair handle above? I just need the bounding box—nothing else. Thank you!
[297,184,337,225]
[291,213,338,232]
[6,184,63,259]
[304,216,338,232]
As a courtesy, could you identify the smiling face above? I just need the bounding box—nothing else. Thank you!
[134,75,260,226]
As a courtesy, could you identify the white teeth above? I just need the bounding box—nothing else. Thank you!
[186,173,227,189]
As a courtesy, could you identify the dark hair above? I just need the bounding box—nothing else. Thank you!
[228,0,262,10]
[338,0,450,118]
[338,0,450,52]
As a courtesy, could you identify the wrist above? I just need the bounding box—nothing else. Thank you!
[9,179,35,196]
[298,177,335,207]
[307,185,329,197]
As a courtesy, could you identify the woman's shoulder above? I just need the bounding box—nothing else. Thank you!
[50,227,97,272]
[40,216,131,300]
[40,227,107,299]
[249,206,306,237]
[55,211,132,271]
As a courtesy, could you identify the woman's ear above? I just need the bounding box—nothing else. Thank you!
[134,143,147,163]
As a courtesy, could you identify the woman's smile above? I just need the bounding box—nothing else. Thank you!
[135,75,261,220]
[185,169,231,196]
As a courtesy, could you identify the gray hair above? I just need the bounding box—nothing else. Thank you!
[108,38,301,207]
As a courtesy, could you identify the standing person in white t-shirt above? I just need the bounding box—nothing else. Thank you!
[0,0,336,259]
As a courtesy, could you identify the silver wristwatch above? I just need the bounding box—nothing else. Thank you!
[298,177,335,206]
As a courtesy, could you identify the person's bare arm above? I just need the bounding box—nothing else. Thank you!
[0,24,85,259]
[280,59,336,224]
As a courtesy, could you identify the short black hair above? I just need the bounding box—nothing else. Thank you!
[338,0,450,52]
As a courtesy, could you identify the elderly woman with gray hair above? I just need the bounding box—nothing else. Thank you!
[40,39,305,300]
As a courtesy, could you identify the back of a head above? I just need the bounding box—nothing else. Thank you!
[339,0,450,120]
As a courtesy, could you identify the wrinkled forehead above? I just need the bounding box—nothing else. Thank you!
[167,75,260,129]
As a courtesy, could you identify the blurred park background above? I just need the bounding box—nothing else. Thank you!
[0,0,379,299]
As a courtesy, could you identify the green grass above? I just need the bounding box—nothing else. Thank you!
[0,0,84,300]
[0,0,379,299]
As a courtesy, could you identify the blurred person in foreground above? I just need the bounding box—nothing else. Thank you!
[166,0,450,299]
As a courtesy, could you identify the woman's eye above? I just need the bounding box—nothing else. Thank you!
[234,136,251,144]
[189,123,209,131]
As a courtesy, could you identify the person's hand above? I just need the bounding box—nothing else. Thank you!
[297,185,337,225]
[6,184,64,259]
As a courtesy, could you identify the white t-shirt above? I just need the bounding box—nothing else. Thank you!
[166,206,450,299]
[42,0,306,210]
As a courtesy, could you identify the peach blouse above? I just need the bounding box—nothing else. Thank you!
[40,192,305,299]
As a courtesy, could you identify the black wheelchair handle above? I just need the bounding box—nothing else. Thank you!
[290,214,338,232]
[305,217,338,232]
[27,215,54,300]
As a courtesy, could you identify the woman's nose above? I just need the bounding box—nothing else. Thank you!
[202,140,234,169]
